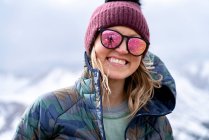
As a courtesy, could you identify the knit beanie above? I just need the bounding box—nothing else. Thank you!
[84,1,150,55]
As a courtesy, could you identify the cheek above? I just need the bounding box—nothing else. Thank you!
[95,45,105,55]
[94,37,104,54]
[131,56,142,69]
[94,41,110,60]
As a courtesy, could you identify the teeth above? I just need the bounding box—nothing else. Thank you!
[109,57,126,65]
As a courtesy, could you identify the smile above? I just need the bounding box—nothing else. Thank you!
[108,57,127,65]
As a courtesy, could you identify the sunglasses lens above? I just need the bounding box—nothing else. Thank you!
[128,38,147,56]
[101,30,122,49]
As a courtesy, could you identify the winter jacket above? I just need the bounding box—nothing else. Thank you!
[13,52,176,140]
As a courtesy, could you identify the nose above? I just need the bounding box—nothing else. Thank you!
[115,40,128,54]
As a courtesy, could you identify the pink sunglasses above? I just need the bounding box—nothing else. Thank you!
[99,28,149,56]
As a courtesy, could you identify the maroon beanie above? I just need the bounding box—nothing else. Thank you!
[84,1,150,55]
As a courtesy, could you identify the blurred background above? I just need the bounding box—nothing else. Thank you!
[0,0,209,139]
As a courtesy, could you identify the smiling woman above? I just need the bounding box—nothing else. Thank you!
[12,0,176,140]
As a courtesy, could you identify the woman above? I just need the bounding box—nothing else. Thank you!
[13,0,176,139]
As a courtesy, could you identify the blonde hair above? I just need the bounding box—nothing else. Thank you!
[90,48,161,118]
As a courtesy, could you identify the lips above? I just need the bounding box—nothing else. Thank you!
[107,57,127,65]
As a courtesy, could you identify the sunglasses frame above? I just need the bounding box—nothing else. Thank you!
[99,28,150,56]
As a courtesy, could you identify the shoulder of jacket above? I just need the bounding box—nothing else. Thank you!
[38,86,82,119]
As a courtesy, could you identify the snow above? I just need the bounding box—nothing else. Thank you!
[0,131,14,140]
[168,70,209,139]
[0,68,81,105]
[201,61,209,78]
[0,116,4,130]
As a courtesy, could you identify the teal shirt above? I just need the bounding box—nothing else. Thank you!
[103,101,130,140]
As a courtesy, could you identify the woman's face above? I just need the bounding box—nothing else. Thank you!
[93,26,143,80]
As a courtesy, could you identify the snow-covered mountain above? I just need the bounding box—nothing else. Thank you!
[168,71,209,140]
[1,63,209,140]
[185,60,209,91]
[169,60,209,139]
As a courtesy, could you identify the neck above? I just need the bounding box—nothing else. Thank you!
[103,78,127,108]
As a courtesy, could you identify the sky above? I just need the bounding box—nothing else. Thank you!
[0,0,209,77]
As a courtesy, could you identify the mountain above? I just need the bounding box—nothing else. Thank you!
[180,60,209,91]
[168,70,209,140]
[1,64,209,139]
[168,60,209,139]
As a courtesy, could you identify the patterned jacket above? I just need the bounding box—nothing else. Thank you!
[13,52,176,140]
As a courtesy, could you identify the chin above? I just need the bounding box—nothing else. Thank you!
[107,73,130,80]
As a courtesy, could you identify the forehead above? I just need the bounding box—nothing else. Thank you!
[107,26,140,37]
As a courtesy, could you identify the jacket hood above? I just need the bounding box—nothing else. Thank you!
[83,52,176,116]
[139,52,176,116]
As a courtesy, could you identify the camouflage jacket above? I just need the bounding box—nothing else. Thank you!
[13,52,176,140]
